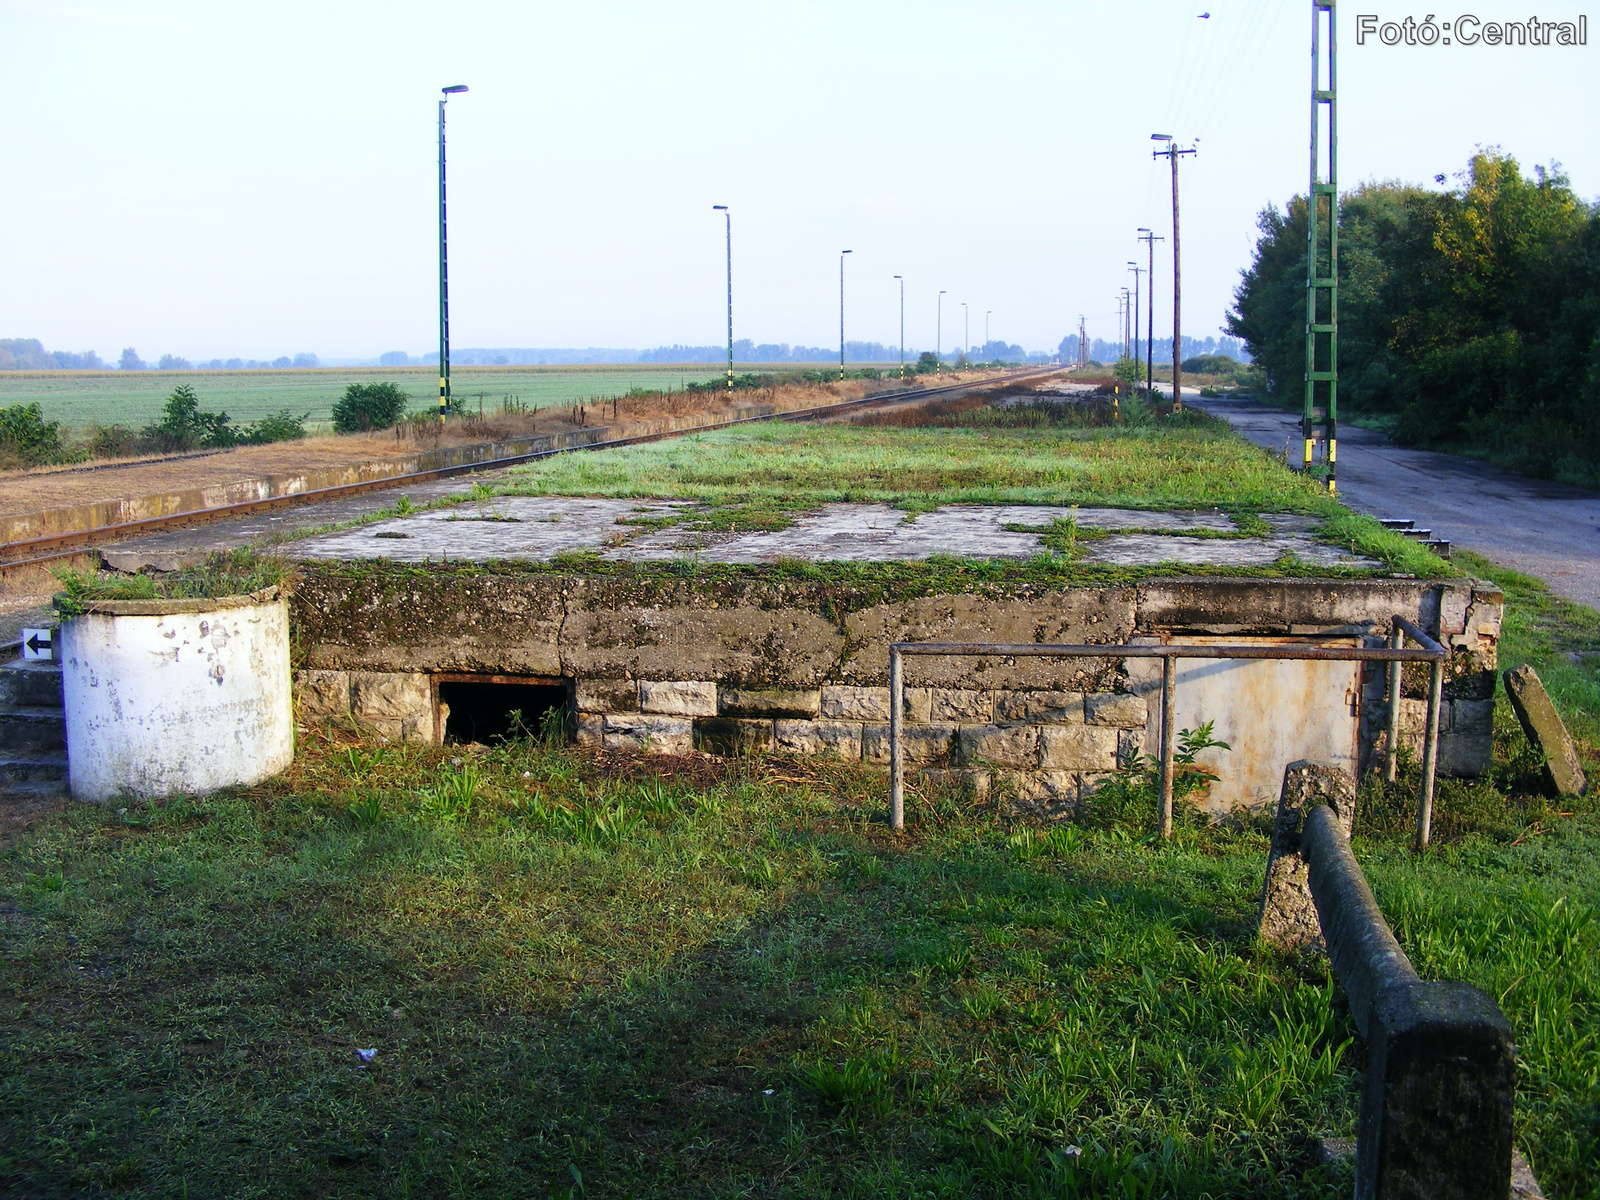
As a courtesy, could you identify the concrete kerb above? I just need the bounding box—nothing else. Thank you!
[1301,803,1517,1200]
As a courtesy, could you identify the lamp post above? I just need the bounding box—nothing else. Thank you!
[713,206,732,391]
[1137,227,1162,395]
[937,290,946,366]
[893,275,905,381]
[1128,260,1142,368]
[438,84,469,426]
[985,310,992,359]
[839,250,852,381]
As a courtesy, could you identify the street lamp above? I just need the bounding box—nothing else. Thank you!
[839,250,852,381]
[1137,227,1163,394]
[937,290,946,365]
[713,206,732,391]
[893,275,905,381]
[438,84,468,426]
[1128,260,1142,367]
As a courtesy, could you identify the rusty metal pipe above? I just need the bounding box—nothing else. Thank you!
[1418,658,1445,849]
[891,641,1445,664]
[1385,624,1404,784]
[1160,655,1177,838]
[889,646,904,830]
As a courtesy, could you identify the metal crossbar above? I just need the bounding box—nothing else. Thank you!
[888,615,1448,844]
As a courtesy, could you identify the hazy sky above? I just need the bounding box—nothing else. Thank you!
[3,0,1595,361]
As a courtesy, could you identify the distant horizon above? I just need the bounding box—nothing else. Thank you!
[0,333,1246,373]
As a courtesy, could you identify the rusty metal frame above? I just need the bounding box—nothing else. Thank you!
[888,614,1447,844]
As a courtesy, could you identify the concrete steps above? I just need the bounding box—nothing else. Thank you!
[0,660,67,800]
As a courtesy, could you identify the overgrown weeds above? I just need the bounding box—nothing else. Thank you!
[52,549,294,615]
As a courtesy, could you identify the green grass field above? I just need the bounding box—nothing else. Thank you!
[1,695,1593,1198]
[0,366,725,433]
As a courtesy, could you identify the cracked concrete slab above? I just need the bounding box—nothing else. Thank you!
[286,497,1376,569]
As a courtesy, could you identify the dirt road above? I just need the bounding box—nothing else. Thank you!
[1190,390,1600,610]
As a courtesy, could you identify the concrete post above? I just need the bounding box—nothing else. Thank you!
[1303,804,1517,1200]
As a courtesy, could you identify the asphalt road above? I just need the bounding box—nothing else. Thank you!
[1186,389,1600,610]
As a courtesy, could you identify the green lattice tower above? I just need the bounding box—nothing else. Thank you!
[1304,0,1338,492]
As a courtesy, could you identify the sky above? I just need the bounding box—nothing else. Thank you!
[2,0,1596,362]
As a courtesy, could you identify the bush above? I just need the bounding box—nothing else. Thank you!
[144,384,236,451]
[915,351,939,375]
[332,383,409,433]
[0,402,69,467]
[241,408,308,445]
[1180,354,1237,375]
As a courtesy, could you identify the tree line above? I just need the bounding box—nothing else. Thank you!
[1227,149,1600,484]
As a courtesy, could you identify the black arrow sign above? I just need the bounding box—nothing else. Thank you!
[23,630,52,656]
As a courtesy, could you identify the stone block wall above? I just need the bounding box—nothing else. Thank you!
[290,570,1506,808]
[294,668,440,743]
[569,679,1145,811]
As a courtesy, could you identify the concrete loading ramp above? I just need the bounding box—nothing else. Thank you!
[290,497,1376,571]
[289,510,1503,818]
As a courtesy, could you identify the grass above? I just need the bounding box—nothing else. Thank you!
[487,416,1450,578]
[1,710,1595,1198]
[0,365,722,434]
[51,551,292,616]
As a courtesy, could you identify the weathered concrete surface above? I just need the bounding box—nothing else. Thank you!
[1504,665,1587,796]
[292,569,1502,802]
[290,499,1377,569]
[1257,762,1356,951]
[1128,635,1363,814]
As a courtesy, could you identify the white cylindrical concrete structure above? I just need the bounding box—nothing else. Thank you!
[59,589,293,802]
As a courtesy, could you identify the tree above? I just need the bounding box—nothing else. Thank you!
[1226,149,1600,481]
[119,347,145,371]
[378,351,410,367]
[157,354,192,370]
[145,384,235,451]
[292,352,319,368]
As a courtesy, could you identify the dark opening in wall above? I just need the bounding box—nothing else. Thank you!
[436,675,568,744]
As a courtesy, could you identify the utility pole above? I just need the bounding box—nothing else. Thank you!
[1305,0,1339,492]
[1137,228,1162,395]
[893,275,904,381]
[1128,262,1143,368]
[937,290,946,366]
[1077,315,1087,370]
[1152,135,1196,410]
[1124,289,1134,358]
[438,84,468,426]
[985,310,992,358]
[961,302,968,364]
[713,206,732,391]
[839,250,852,381]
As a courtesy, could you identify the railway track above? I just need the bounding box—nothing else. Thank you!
[0,367,1063,575]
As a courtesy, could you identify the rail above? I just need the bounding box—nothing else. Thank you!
[888,615,1449,843]
[0,367,1060,573]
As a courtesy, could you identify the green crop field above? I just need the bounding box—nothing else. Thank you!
[0,366,725,433]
